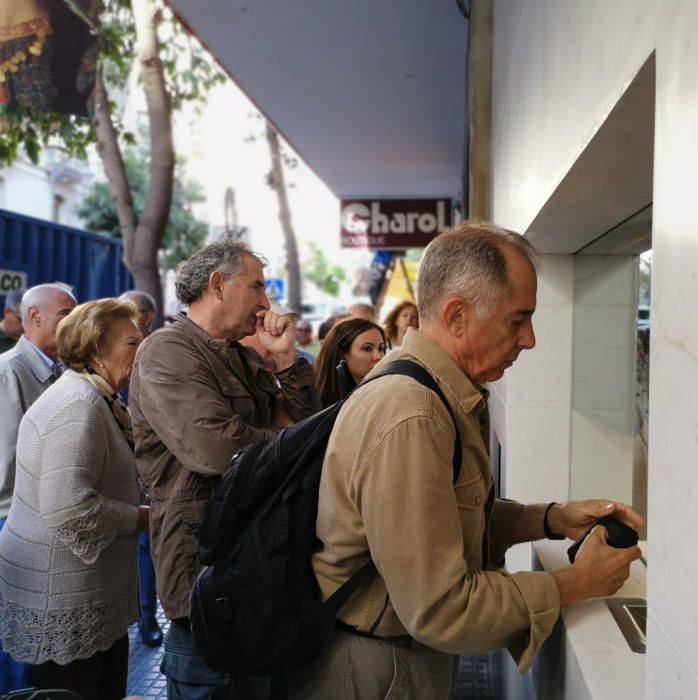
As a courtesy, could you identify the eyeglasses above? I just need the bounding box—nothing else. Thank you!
[297,327,312,333]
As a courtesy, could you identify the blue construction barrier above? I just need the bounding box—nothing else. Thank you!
[0,208,132,304]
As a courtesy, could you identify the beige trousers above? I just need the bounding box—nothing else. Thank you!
[289,628,457,699]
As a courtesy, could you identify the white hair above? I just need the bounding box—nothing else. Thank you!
[21,283,76,324]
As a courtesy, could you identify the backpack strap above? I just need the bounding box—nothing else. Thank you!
[325,359,464,618]
[325,559,374,615]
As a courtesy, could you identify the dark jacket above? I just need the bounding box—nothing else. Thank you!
[129,313,316,619]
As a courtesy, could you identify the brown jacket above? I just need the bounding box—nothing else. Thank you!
[311,329,560,673]
[130,313,316,619]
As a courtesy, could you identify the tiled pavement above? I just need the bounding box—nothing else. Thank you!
[456,653,505,699]
[126,610,506,700]
[126,609,169,700]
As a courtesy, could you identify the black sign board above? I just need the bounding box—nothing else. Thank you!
[340,198,452,250]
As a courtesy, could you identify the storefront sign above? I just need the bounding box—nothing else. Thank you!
[340,198,452,250]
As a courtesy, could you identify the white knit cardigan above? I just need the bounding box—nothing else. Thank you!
[0,370,140,665]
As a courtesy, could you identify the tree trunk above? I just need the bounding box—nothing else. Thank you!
[265,122,302,314]
[129,0,175,327]
[93,70,137,263]
[92,0,173,326]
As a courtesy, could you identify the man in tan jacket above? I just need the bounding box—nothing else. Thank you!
[293,222,642,698]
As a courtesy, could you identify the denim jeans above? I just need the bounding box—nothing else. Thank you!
[138,532,158,622]
[161,618,269,700]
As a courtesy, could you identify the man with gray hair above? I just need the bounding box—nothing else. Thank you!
[293,221,642,698]
[0,289,24,353]
[129,239,316,700]
[0,282,76,693]
[120,289,157,338]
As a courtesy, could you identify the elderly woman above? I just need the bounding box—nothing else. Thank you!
[314,318,387,408]
[383,300,419,349]
[0,298,148,700]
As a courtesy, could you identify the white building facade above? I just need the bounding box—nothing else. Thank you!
[489,2,698,696]
[0,147,92,229]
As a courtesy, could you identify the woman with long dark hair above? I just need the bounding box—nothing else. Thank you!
[314,318,387,408]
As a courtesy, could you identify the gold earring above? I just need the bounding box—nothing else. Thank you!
[99,362,105,368]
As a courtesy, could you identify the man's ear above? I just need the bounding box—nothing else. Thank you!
[26,305,41,327]
[441,297,467,337]
[209,271,226,300]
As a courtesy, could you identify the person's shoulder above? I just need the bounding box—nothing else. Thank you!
[43,372,101,405]
[134,318,215,384]
[137,320,198,361]
[344,371,438,425]
[0,338,33,375]
[26,373,103,425]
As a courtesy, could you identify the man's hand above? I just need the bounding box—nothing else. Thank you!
[552,524,641,606]
[255,310,297,370]
[546,500,644,541]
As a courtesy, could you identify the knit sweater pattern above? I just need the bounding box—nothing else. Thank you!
[0,371,140,665]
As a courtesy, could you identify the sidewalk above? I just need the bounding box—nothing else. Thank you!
[126,609,169,700]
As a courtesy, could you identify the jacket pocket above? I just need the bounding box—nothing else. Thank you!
[453,475,486,511]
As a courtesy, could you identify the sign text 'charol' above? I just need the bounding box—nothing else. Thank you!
[340,198,452,250]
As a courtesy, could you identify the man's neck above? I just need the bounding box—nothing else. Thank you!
[186,304,239,343]
[418,324,471,379]
[24,334,57,362]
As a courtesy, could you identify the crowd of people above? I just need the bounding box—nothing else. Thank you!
[0,221,642,700]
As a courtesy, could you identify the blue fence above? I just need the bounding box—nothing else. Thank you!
[0,208,132,305]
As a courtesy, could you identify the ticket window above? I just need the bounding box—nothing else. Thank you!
[570,208,651,541]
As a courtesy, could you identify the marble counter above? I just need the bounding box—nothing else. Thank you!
[531,539,646,700]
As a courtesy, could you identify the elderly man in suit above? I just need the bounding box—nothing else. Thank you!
[0,282,76,693]
[0,283,77,523]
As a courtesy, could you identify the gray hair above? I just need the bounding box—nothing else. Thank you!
[4,288,24,313]
[120,289,157,313]
[175,240,267,306]
[417,221,538,323]
[21,283,76,325]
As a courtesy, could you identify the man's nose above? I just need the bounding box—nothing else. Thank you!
[260,291,271,310]
[520,320,535,349]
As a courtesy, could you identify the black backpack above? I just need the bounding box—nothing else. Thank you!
[189,359,462,678]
